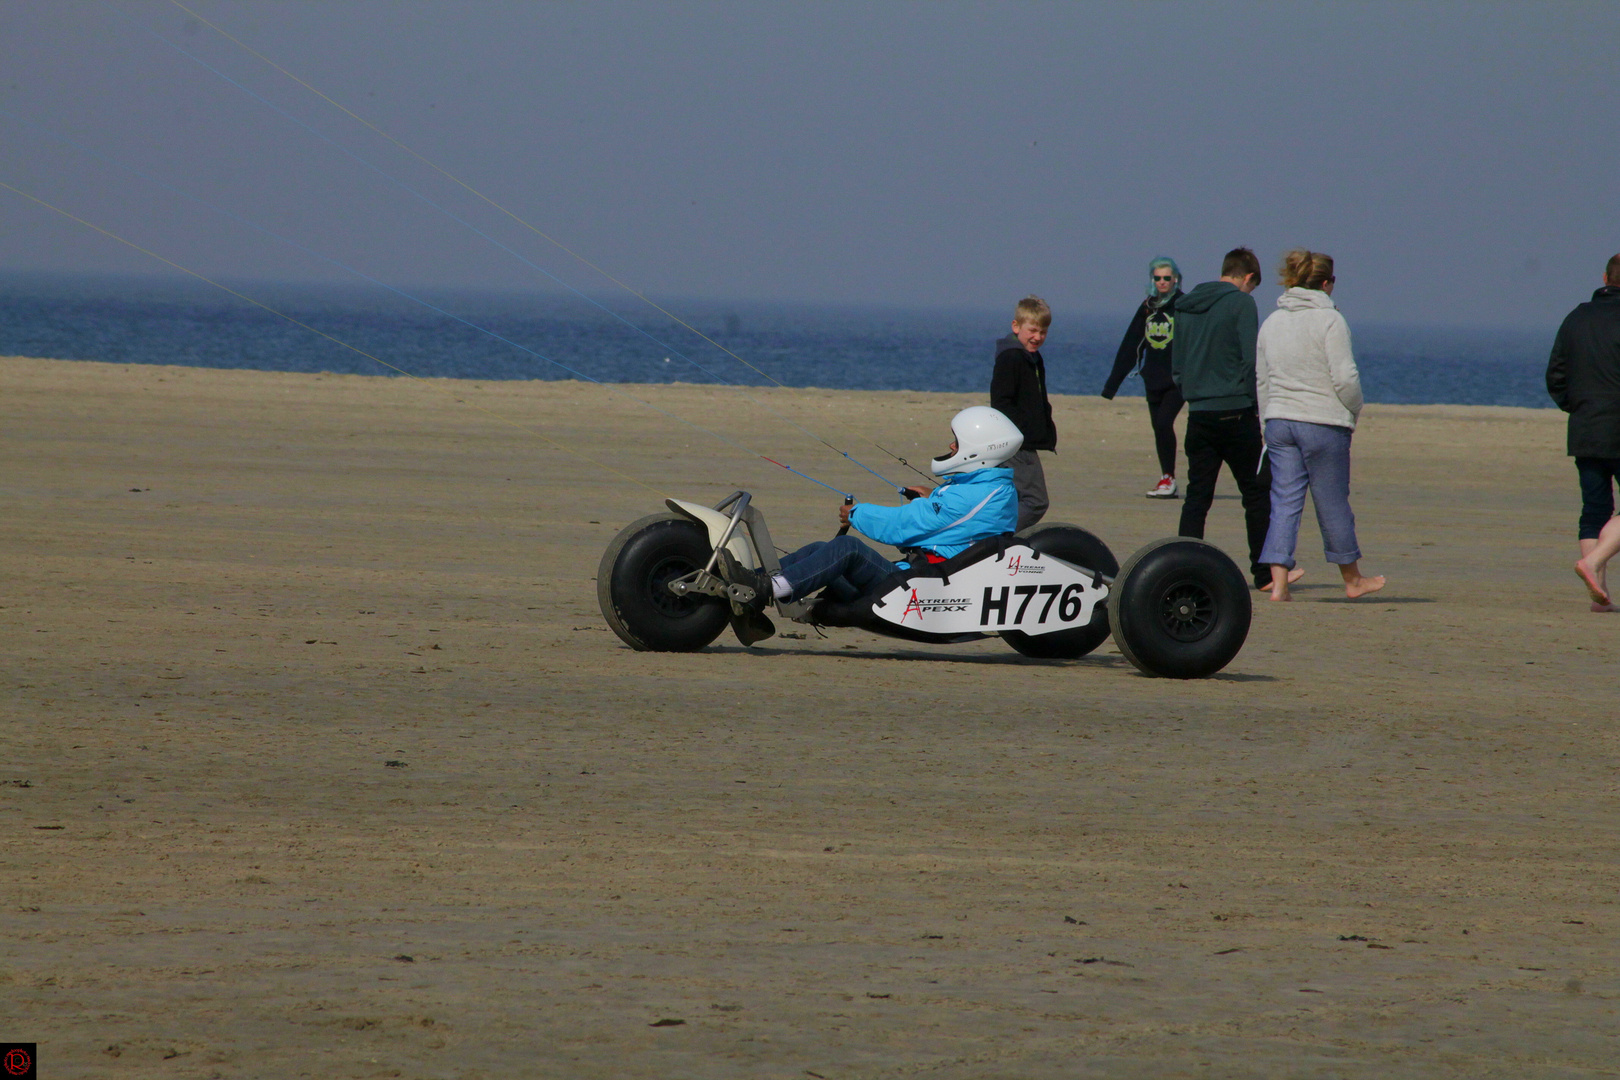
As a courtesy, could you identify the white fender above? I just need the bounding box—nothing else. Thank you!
[666,499,760,569]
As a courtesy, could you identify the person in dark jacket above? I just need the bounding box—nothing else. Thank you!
[990,295,1056,529]
[1172,247,1295,591]
[1102,257,1184,498]
[1547,253,1620,611]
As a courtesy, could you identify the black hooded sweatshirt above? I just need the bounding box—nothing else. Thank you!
[990,334,1056,451]
[1102,292,1182,398]
[1547,285,1620,458]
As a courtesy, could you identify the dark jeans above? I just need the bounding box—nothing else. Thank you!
[1576,457,1620,540]
[1178,407,1272,586]
[1145,383,1185,476]
[778,536,899,602]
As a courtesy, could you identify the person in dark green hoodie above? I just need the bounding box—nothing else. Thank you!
[1171,247,1292,591]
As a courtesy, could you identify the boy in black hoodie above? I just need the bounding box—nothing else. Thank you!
[1172,248,1284,590]
[990,295,1056,529]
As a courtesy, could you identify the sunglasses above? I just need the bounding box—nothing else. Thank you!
[1152,274,1175,282]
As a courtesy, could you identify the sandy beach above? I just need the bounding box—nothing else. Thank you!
[2,355,1615,1079]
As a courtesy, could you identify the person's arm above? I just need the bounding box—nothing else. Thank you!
[1547,319,1572,412]
[1255,323,1271,420]
[1239,295,1259,373]
[1325,313,1363,418]
[1170,312,1189,389]
[1238,295,1260,401]
[1037,355,1056,452]
[990,351,1033,434]
[849,494,955,549]
[1101,305,1148,399]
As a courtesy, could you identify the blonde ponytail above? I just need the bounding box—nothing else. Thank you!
[1278,249,1334,290]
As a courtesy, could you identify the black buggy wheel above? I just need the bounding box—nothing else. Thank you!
[1108,537,1250,678]
[597,513,730,652]
[1002,522,1118,660]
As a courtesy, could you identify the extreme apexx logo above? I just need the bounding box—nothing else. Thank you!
[1005,555,1045,575]
[901,589,971,622]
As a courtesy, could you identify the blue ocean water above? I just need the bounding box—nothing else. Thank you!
[0,274,1555,408]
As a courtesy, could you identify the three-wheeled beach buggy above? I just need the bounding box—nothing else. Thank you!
[598,491,1252,678]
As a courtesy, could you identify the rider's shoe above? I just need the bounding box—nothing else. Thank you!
[716,549,773,616]
[1146,475,1178,498]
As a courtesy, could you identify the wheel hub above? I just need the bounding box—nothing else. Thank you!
[648,555,702,617]
[1158,578,1216,642]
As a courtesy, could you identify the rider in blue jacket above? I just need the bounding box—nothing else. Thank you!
[719,407,1023,620]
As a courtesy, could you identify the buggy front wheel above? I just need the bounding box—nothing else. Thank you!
[1108,537,1250,678]
[597,513,731,652]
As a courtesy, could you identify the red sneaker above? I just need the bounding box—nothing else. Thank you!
[1146,475,1178,499]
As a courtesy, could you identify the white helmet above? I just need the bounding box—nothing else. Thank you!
[930,406,1023,476]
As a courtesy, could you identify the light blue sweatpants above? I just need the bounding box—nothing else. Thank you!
[1258,418,1362,568]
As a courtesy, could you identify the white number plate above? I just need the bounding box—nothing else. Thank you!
[870,543,1107,636]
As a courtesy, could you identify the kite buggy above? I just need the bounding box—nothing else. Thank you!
[598,410,1253,679]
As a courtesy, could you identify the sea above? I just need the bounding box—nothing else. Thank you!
[0,274,1555,408]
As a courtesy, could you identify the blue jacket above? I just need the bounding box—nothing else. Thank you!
[849,467,1017,558]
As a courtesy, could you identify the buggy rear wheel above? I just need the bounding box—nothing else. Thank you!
[1002,522,1117,660]
[597,513,730,652]
[1108,537,1250,678]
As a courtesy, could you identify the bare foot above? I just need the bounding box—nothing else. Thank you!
[1574,560,1610,606]
[1591,601,1618,613]
[1269,585,1291,602]
[1256,568,1304,592]
[1344,575,1386,599]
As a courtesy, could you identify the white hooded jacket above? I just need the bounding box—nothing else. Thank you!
[1255,287,1364,430]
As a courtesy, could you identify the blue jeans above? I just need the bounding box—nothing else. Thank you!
[1576,457,1620,540]
[777,536,899,602]
[1259,418,1362,568]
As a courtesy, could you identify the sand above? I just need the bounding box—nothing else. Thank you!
[1,355,1615,1079]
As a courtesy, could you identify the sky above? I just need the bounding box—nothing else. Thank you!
[1,1,1616,331]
